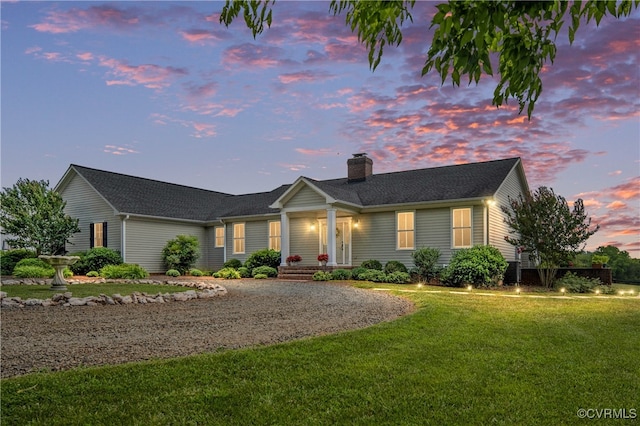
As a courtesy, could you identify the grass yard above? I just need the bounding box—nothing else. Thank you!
[2,284,638,425]
[0,283,192,299]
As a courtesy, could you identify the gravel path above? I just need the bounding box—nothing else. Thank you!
[1,280,413,378]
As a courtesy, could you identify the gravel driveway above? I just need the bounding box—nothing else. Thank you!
[1,280,413,378]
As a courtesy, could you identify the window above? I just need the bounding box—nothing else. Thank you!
[397,212,414,250]
[214,226,225,248]
[90,222,107,248]
[268,221,281,251]
[452,208,472,248]
[233,223,245,254]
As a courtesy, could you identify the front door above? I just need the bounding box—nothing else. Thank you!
[319,218,352,265]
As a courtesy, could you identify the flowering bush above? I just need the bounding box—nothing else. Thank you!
[286,255,302,263]
[317,253,329,262]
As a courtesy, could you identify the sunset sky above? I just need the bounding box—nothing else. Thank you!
[2,1,639,256]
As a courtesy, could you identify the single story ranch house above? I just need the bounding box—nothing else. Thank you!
[55,155,530,274]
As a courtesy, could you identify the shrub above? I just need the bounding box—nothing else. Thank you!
[166,269,181,277]
[237,267,251,278]
[331,269,352,280]
[350,267,369,280]
[359,269,387,283]
[189,268,204,277]
[440,245,508,287]
[213,267,241,279]
[81,247,123,275]
[162,235,200,274]
[555,271,601,293]
[251,265,278,278]
[412,247,441,281]
[360,259,383,270]
[0,249,37,275]
[15,257,52,269]
[312,271,332,281]
[223,259,243,269]
[595,285,616,295]
[245,249,281,271]
[254,273,268,279]
[384,260,408,274]
[13,266,55,278]
[385,271,411,284]
[86,271,100,277]
[99,264,149,280]
[68,251,88,275]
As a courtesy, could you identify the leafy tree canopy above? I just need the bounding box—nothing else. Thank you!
[501,186,599,287]
[0,179,80,256]
[220,0,637,118]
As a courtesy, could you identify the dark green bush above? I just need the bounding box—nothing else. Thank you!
[412,247,441,281]
[312,271,332,281]
[223,259,243,269]
[166,269,181,277]
[82,247,122,274]
[1,249,37,275]
[385,271,411,284]
[440,245,507,287]
[189,269,204,277]
[331,269,352,280]
[555,271,601,293]
[384,260,407,274]
[162,235,200,274]
[237,267,251,278]
[68,251,88,275]
[360,259,383,270]
[213,267,241,279]
[251,265,277,278]
[359,269,387,283]
[351,267,368,280]
[99,264,149,279]
[244,249,281,271]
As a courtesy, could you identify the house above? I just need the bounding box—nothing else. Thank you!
[55,155,530,275]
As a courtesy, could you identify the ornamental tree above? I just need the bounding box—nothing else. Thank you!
[0,179,80,256]
[219,0,637,118]
[501,186,599,288]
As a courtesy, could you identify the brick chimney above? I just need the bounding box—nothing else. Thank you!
[347,153,373,182]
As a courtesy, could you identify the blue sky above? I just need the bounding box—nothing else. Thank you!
[1,1,639,256]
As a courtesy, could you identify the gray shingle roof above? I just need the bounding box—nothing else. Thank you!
[304,157,520,207]
[67,157,520,222]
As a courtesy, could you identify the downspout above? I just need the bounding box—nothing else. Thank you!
[122,215,130,263]
[221,220,227,264]
[483,204,488,246]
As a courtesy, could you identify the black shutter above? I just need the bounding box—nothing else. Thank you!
[89,223,94,248]
[103,222,108,248]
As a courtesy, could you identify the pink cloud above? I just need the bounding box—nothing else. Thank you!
[32,5,143,34]
[76,52,94,61]
[222,43,294,69]
[278,70,334,84]
[606,201,627,210]
[180,28,231,44]
[295,148,334,156]
[98,57,188,90]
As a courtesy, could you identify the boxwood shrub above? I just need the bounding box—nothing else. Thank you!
[251,265,277,278]
[350,267,368,280]
[237,267,251,278]
[440,245,507,287]
[359,269,387,283]
[166,269,181,277]
[360,259,383,270]
[244,249,281,271]
[223,259,242,269]
[384,260,407,274]
[312,271,332,281]
[331,269,352,280]
[385,271,411,284]
[189,268,204,277]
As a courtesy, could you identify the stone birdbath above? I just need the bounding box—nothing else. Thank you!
[39,255,80,291]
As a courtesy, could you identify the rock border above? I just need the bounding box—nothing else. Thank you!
[0,278,227,308]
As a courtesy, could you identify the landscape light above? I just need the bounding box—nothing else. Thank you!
[515,287,521,295]
[619,290,625,296]
[467,285,473,291]
[560,288,566,295]
[595,289,600,295]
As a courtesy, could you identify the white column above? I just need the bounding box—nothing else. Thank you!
[280,211,289,266]
[326,208,337,266]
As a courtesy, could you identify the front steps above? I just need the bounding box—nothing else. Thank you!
[278,265,351,280]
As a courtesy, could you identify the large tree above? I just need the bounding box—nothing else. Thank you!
[0,179,80,255]
[501,186,599,288]
[220,0,637,118]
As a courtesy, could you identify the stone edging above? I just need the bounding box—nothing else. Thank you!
[0,279,227,308]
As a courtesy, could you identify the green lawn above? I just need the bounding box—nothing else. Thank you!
[2,284,638,425]
[0,283,192,299]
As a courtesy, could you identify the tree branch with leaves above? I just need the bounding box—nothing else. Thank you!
[219,0,637,118]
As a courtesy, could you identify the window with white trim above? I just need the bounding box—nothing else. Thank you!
[233,223,245,254]
[214,226,225,248]
[268,221,281,251]
[452,208,472,248]
[397,212,414,250]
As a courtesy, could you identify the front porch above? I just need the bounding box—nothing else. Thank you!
[278,265,353,280]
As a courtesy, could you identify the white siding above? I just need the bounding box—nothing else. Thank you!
[285,186,325,208]
[126,219,207,273]
[59,172,120,254]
